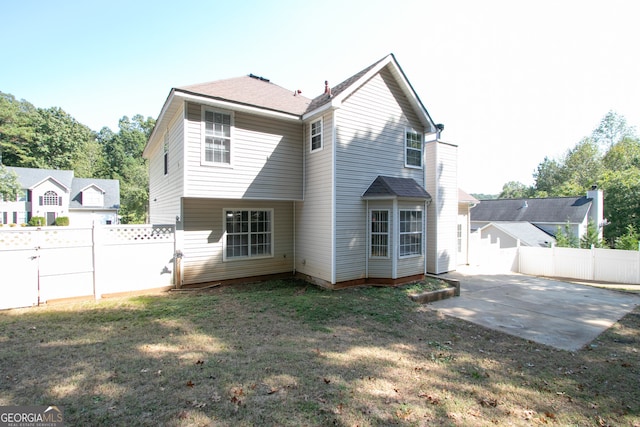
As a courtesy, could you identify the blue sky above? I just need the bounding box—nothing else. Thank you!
[2,0,639,193]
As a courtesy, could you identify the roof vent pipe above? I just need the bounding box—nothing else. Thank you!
[324,80,332,97]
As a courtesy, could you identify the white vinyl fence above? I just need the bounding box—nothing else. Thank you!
[468,232,519,272]
[519,246,640,285]
[0,225,176,310]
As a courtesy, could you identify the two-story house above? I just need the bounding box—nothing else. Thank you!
[143,54,458,288]
[0,167,120,226]
[470,187,605,248]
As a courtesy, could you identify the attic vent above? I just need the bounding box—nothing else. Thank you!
[249,73,270,82]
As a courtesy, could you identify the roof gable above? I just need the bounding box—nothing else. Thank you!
[470,197,592,224]
[303,54,436,132]
[8,166,73,190]
[70,178,120,209]
[480,221,556,247]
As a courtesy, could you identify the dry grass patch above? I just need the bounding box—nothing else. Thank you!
[0,279,638,426]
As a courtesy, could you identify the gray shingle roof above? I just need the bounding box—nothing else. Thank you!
[362,176,431,200]
[177,75,312,116]
[70,178,120,209]
[7,166,73,190]
[481,221,556,247]
[470,197,592,223]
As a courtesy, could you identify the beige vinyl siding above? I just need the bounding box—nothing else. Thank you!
[148,104,185,224]
[334,68,426,282]
[181,198,294,285]
[184,102,303,200]
[295,112,334,283]
[425,140,458,273]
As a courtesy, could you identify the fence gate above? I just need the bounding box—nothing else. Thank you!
[0,229,39,309]
[1,225,175,310]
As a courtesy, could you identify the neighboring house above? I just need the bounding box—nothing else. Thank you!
[457,189,479,264]
[470,187,604,248]
[0,167,120,226]
[143,53,458,288]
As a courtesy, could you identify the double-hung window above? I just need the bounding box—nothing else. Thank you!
[225,209,273,259]
[370,210,389,257]
[405,129,423,168]
[310,119,322,152]
[203,109,232,164]
[399,210,422,257]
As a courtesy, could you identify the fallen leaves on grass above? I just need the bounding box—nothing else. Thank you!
[418,392,441,405]
[478,396,498,407]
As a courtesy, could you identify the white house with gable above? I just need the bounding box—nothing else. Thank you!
[0,167,120,226]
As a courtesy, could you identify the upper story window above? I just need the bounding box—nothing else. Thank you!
[41,190,60,206]
[310,119,323,152]
[405,129,423,168]
[202,108,232,165]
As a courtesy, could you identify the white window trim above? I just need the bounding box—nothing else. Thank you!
[404,128,423,169]
[369,209,390,258]
[399,209,423,258]
[201,106,234,167]
[222,208,274,262]
[310,118,323,152]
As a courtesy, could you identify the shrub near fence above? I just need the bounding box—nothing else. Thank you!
[0,224,176,310]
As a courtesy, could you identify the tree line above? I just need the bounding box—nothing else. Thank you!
[0,91,154,223]
[493,111,639,249]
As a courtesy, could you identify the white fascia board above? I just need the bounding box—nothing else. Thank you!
[143,90,177,158]
[79,184,106,193]
[386,58,437,132]
[302,100,337,121]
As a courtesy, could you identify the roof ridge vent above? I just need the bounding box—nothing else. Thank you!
[249,73,270,82]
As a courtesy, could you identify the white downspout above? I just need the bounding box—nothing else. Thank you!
[331,110,337,285]
[392,198,398,279]
[365,200,369,279]
[424,199,428,275]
